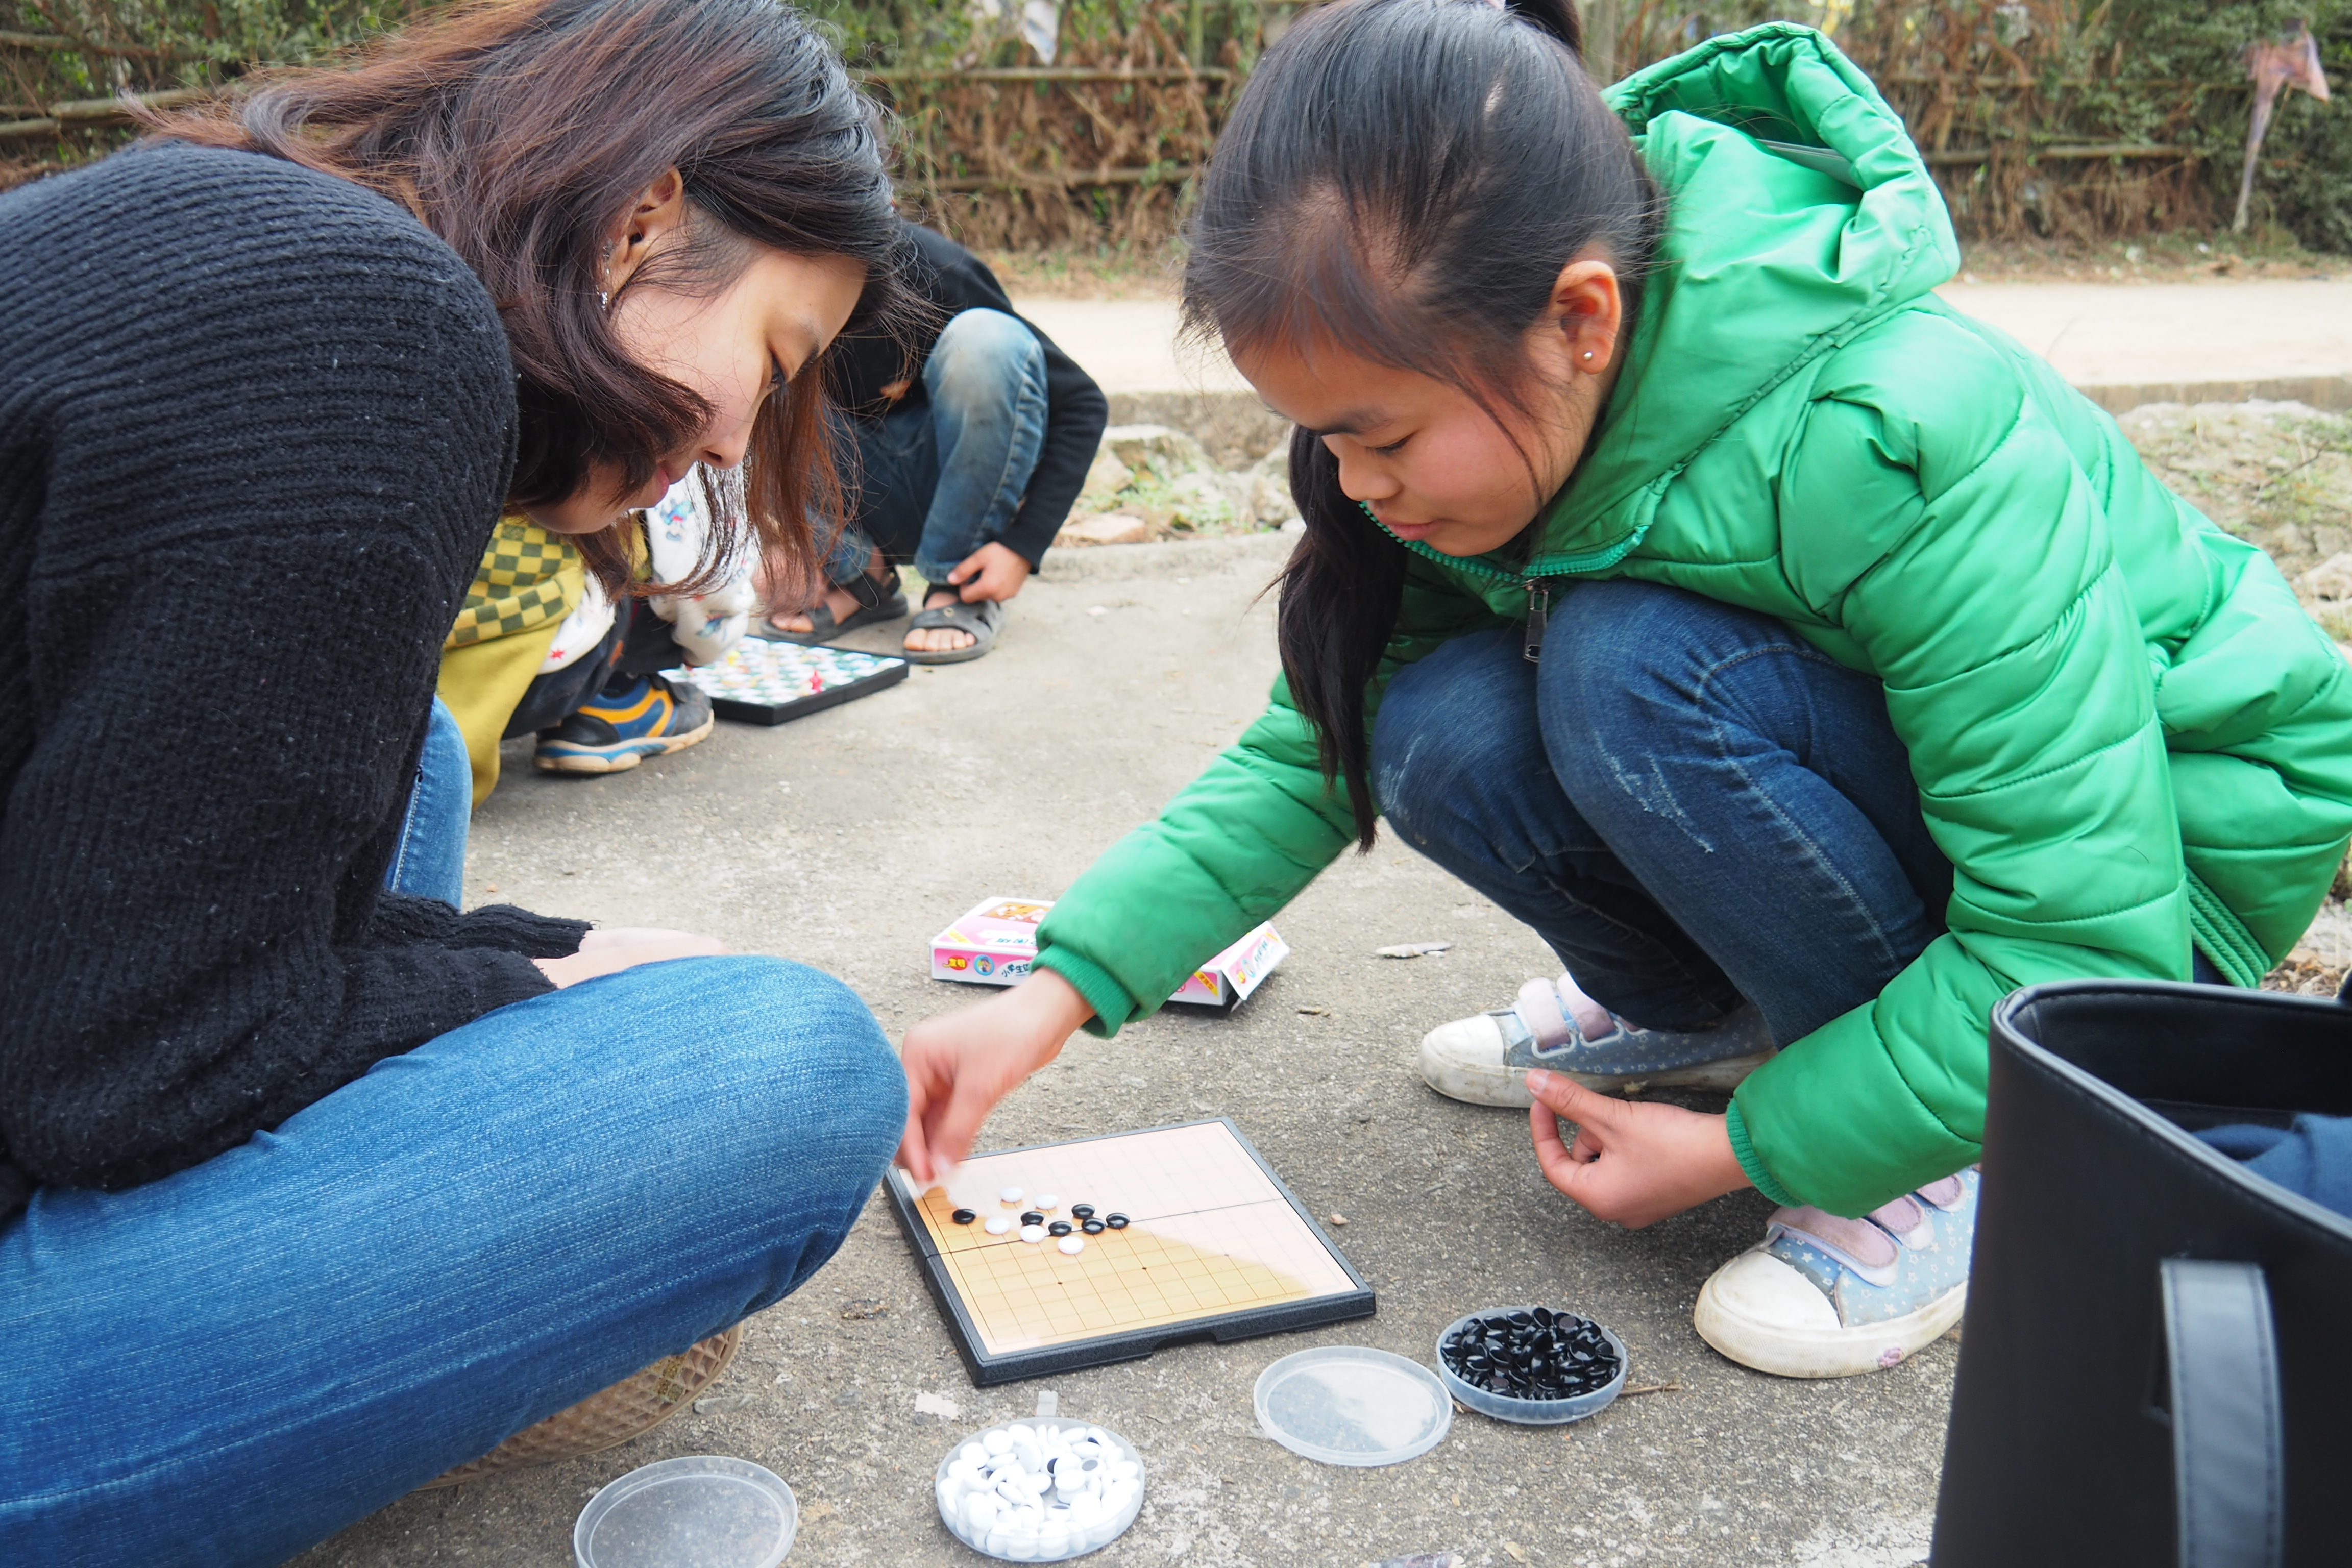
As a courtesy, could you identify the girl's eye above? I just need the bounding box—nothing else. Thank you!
[1369,436,1409,457]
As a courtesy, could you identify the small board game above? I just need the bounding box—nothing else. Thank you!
[664,640,907,726]
[931,897,1289,1009]
[888,1120,1374,1386]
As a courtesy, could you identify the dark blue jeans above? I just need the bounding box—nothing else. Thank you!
[1373,581,1956,1046]
[825,307,1049,589]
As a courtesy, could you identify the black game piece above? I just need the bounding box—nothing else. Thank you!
[1020,1211,1045,1227]
[1070,1204,1095,1220]
[1104,1213,1130,1229]
[1049,1221,1073,1236]
[1080,1219,1106,1235]
[951,1208,977,1225]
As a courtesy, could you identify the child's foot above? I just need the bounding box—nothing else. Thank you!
[533,672,714,773]
[759,565,905,642]
[1417,972,1775,1106]
[902,589,1004,664]
[1694,1170,1975,1378]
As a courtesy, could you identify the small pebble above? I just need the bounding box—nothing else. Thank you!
[951,1208,977,1225]
[1328,1213,1348,1227]
[999,1186,1024,1204]
[1058,1235,1085,1255]
[985,1217,1013,1235]
[1019,1224,1046,1244]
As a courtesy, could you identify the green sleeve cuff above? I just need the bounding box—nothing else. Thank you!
[1725,1099,1797,1207]
[1034,947,1138,1039]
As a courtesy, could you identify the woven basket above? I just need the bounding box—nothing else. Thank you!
[422,1323,746,1489]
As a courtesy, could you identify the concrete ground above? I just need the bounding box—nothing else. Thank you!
[1017,279,2352,400]
[298,533,1951,1568]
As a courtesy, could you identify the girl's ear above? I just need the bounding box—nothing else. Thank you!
[602,167,690,300]
[1539,256,1624,379]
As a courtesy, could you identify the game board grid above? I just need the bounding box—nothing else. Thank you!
[906,1124,1360,1356]
[943,1199,1328,1354]
[669,641,902,704]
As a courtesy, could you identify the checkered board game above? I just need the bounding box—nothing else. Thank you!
[664,640,907,726]
[887,1120,1374,1386]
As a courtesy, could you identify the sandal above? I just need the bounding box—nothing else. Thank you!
[754,565,906,643]
[900,595,1004,665]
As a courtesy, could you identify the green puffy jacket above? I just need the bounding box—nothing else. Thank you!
[1035,24,2352,1217]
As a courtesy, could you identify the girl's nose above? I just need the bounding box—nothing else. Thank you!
[1332,442,1400,504]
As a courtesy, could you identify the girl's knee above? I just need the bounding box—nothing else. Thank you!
[1372,631,1542,834]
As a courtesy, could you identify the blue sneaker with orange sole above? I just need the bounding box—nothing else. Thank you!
[533,672,714,774]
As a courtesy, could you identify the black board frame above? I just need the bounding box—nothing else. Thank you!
[886,1118,1377,1387]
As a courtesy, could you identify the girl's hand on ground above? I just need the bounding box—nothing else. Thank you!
[1526,1070,1751,1229]
[945,541,1033,603]
[898,970,1094,1185]
[535,930,725,988]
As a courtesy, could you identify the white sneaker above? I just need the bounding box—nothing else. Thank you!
[1694,1170,1975,1378]
[1416,972,1776,1107]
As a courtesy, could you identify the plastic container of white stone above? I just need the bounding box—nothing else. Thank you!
[934,1418,1144,1561]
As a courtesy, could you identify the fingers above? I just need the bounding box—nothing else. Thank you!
[924,1075,1001,1178]
[1526,1069,1617,1129]
[896,1063,935,1181]
[1528,1092,1596,1200]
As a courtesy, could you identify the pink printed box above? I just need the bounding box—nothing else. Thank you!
[929,896,1288,1008]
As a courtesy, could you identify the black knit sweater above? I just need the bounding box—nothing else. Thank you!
[0,144,589,1219]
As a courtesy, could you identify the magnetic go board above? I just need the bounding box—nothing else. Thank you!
[888,1120,1375,1386]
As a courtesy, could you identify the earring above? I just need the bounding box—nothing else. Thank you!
[599,290,610,311]
[1580,350,1595,364]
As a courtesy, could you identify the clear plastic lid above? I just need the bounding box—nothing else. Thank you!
[1252,1346,1453,1467]
[574,1455,799,1568]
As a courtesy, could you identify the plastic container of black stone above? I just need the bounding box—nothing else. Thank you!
[1435,1306,1626,1425]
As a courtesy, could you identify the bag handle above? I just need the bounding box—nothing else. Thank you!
[2161,1258,2285,1568]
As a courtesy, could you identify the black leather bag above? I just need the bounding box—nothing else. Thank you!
[1932,981,2352,1567]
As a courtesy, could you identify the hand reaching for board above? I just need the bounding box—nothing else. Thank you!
[899,970,1096,1184]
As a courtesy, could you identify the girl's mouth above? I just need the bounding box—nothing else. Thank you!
[1380,515,1439,541]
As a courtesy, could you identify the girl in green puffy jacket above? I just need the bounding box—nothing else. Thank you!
[894,0,2352,1378]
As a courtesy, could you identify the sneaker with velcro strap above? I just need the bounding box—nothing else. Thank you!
[1417,971,1776,1107]
[533,672,714,774]
[1694,1169,1976,1378]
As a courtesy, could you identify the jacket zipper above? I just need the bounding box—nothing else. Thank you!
[1523,578,1552,663]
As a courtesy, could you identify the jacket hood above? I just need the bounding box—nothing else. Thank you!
[1416,24,1959,581]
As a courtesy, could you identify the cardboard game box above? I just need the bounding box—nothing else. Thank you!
[930,897,1288,1009]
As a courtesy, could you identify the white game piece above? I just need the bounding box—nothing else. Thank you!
[1011,1434,1044,1471]
[1058,1235,1085,1256]
[999,1185,1024,1204]
[1037,1521,1072,1556]
[960,1442,988,1465]
[983,1429,1013,1456]
[1034,1193,1060,1211]
[1109,1458,1140,1481]
[985,1216,1012,1235]
[1009,1423,1035,1443]
[983,1525,1012,1557]
[964,1492,1001,1534]
[1019,1224,1046,1243]
[1022,1468,1052,1496]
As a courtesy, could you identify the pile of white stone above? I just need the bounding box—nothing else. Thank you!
[935,1418,1144,1560]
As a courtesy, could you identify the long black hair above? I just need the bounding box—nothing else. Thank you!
[1181,0,1663,847]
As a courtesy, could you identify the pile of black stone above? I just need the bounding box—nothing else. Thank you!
[1440,1308,1619,1401]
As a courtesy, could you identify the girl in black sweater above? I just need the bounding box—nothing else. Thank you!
[0,3,909,1560]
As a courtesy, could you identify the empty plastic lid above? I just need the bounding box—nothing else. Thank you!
[1253,1346,1453,1467]
[574,1455,798,1568]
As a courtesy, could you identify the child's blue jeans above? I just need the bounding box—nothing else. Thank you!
[1,706,906,1565]
[1375,580,2217,1045]
[825,307,1049,588]
[1373,579,1956,1045]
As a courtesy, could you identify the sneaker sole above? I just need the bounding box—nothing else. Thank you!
[533,715,716,774]
[1418,1051,1775,1109]
[1693,1270,1966,1379]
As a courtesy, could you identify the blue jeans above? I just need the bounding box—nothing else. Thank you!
[385,696,470,905]
[3,712,906,1566]
[1373,581,1957,1045]
[826,307,1049,587]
